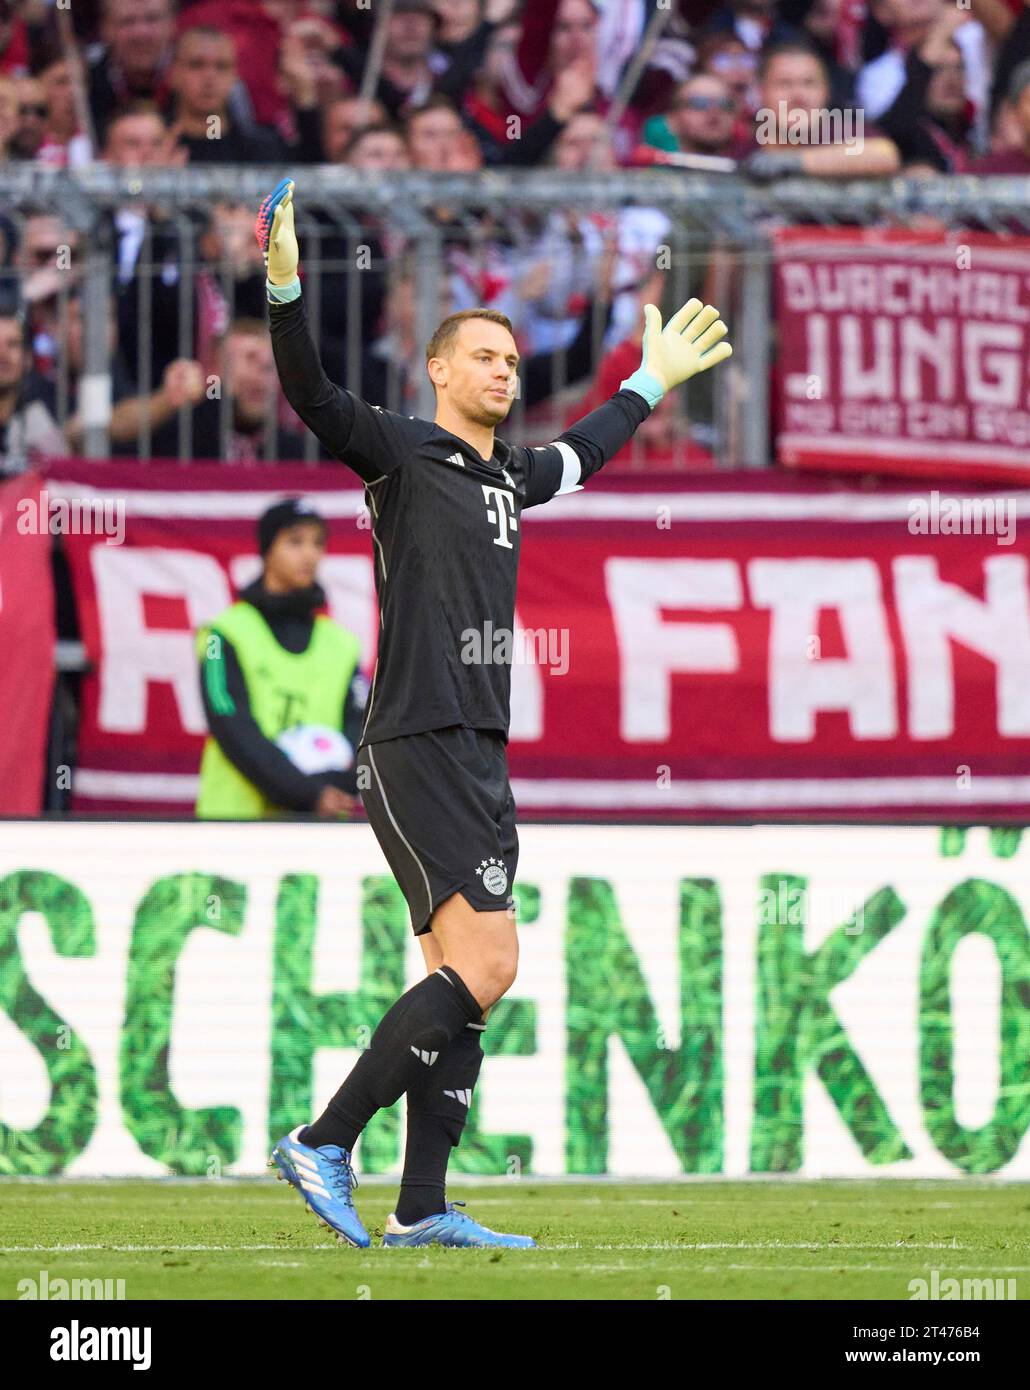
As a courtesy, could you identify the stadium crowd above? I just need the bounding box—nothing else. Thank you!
[0,0,1028,470]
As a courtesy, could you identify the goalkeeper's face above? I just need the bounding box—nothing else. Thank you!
[432,320,519,427]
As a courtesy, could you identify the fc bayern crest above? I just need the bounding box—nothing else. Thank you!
[476,857,508,895]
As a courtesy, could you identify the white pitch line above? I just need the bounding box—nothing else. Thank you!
[541,1241,971,1252]
[10,1193,979,1207]
[0,1240,978,1255]
[456,1198,997,1208]
[0,1251,341,1262]
[704,1264,1030,1274]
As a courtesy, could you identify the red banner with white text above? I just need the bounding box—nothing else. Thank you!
[774,226,1030,483]
[43,460,1030,820]
[0,471,55,814]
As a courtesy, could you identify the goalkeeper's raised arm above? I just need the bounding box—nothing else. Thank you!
[256,178,432,483]
[521,296,733,503]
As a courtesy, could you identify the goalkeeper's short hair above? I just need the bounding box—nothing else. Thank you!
[425,309,514,368]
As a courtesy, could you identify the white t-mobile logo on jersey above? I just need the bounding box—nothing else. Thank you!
[481,484,518,549]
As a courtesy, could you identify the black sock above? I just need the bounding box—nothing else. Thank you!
[301,968,483,1153]
[395,1021,486,1226]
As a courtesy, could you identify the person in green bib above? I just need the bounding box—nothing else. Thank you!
[196,498,367,819]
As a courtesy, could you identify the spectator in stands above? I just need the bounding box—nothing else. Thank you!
[596,0,695,110]
[195,498,366,821]
[781,0,857,109]
[434,0,517,48]
[877,12,977,173]
[559,269,715,472]
[743,41,901,179]
[702,0,802,53]
[975,58,1030,172]
[107,371,216,457]
[87,0,176,144]
[534,115,669,351]
[0,310,66,473]
[431,0,526,112]
[468,0,598,148]
[538,0,685,159]
[180,7,348,142]
[10,212,83,382]
[165,27,293,163]
[447,122,487,170]
[276,15,347,155]
[34,51,93,166]
[988,0,1030,124]
[321,94,389,163]
[460,21,596,166]
[0,72,17,155]
[342,258,443,412]
[143,318,310,461]
[507,217,598,354]
[196,202,268,373]
[434,0,482,46]
[696,31,759,121]
[457,21,516,155]
[342,122,411,171]
[550,108,612,171]
[403,95,469,169]
[102,104,189,391]
[9,75,47,159]
[858,0,989,144]
[103,100,178,167]
[662,74,738,159]
[14,211,80,288]
[60,287,208,454]
[550,0,597,72]
[334,0,446,121]
[304,99,399,387]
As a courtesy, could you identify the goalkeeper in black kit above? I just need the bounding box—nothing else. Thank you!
[259,177,733,1249]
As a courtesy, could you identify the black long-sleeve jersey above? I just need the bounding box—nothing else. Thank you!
[269,292,651,747]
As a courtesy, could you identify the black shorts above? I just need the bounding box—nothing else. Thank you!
[357,725,518,936]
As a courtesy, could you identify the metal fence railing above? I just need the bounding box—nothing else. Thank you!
[0,166,1028,472]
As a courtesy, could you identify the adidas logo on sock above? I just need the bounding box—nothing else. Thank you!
[444,1088,473,1107]
[410,1046,439,1065]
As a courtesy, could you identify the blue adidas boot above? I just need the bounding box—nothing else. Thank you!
[383,1200,536,1249]
[269,1125,370,1248]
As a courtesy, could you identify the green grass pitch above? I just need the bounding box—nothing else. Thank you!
[1,1180,1028,1301]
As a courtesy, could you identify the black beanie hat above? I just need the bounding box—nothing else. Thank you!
[258,497,327,556]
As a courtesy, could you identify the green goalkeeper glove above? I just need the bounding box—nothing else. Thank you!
[255,177,299,297]
[620,299,732,408]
